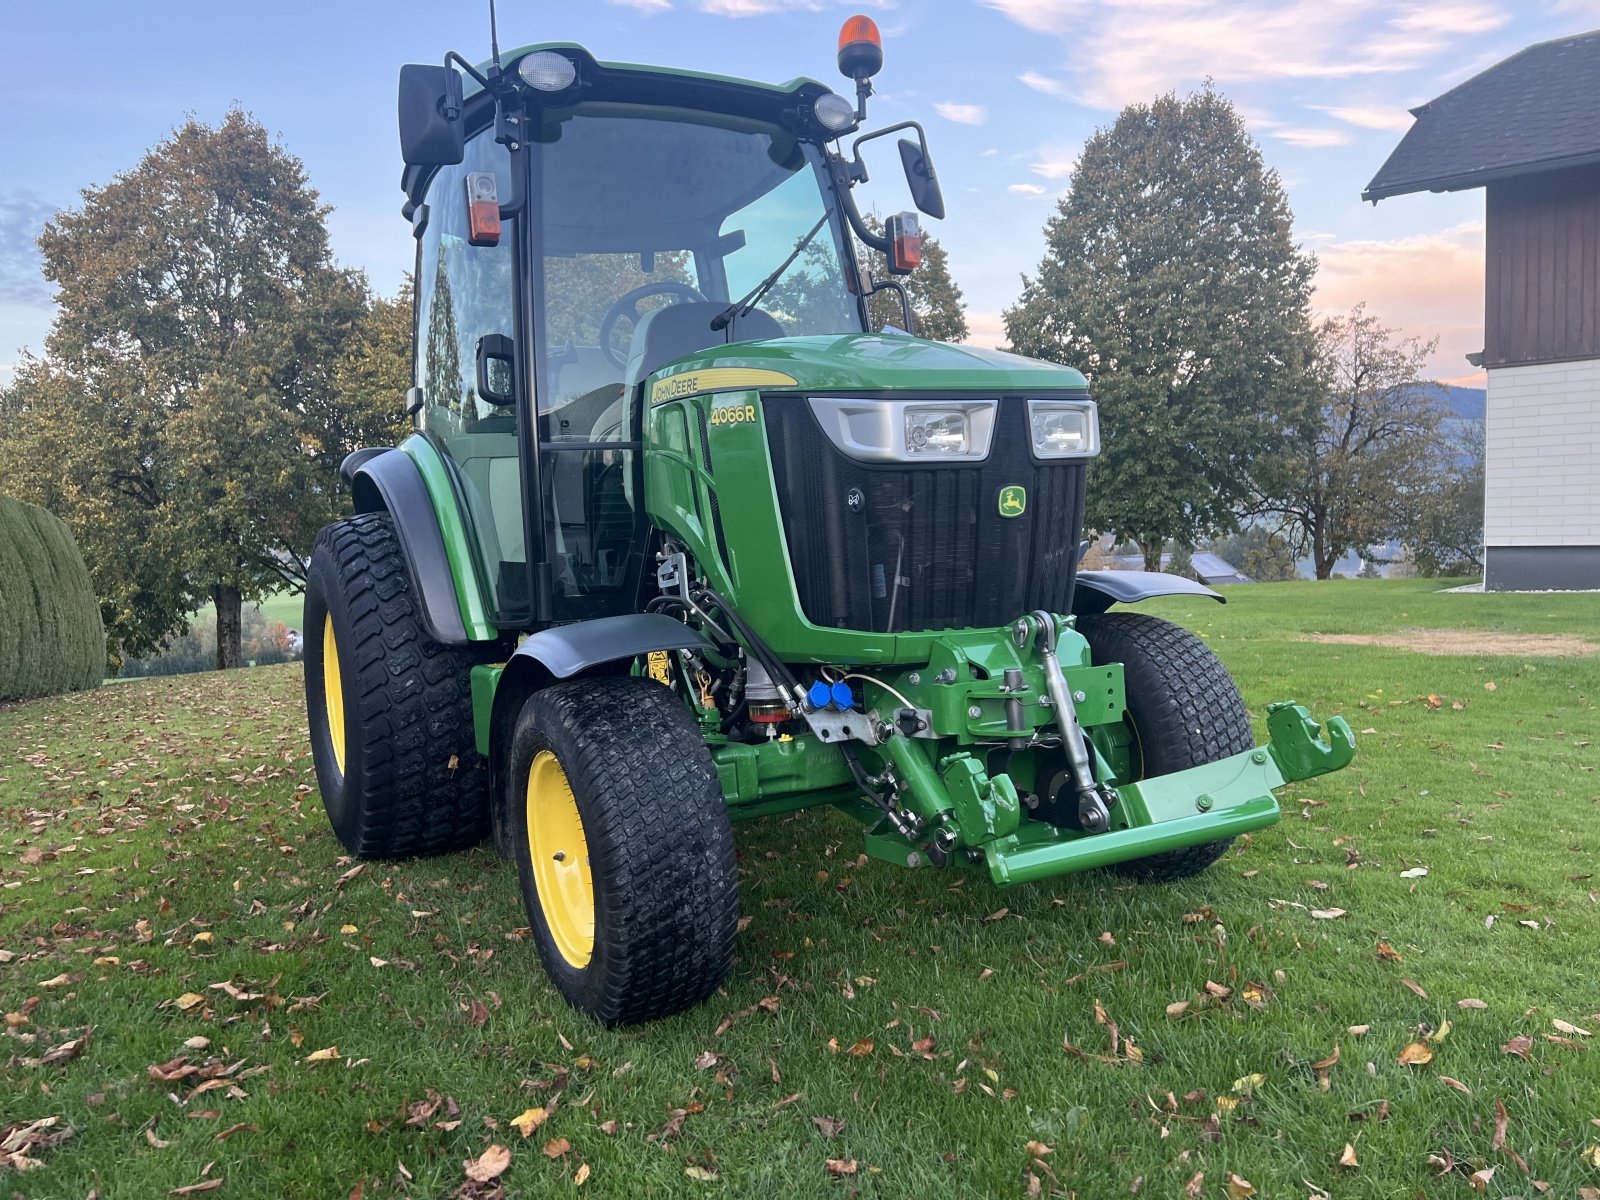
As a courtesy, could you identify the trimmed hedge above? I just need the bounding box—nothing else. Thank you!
[0,493,105,701]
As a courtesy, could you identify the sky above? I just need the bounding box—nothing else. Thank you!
[4,0,1599,388]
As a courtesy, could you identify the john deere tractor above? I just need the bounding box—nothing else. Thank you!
[304,17,1355,1025]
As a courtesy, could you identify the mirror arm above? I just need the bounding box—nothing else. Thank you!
[443,51,491,96]
[826,150,890,255]
[848,120,929,173]
[865,278,915,337]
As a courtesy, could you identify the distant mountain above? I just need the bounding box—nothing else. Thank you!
[1423,382,1485,422]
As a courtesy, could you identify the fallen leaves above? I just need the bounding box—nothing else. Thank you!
[463,1143,511,1183]
[1338,1142,1359,1167]
[824,1158,858,1177]
[1398,1042,1434,1066]
[1457,998,1488,1010]
[168,1180,224,1196]
[1310,908,1348,920]
[0,1115,74,1171]
[811,1115,845,1140]
[509,1107,548,1138]
[1502,1035,1534,1060]
[20,1030,90,1068]
[302,1046,340,1065]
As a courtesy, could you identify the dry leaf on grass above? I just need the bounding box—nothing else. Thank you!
[509,1108,547,1138]
[811,1116,844,1140]
[1457,998,1488,1010]
[1502,1035,1533,1060]
[1470,1165,1495,1191]
[574,1162,591,1186]
[1491,1098,1508,1151]
[464,1143,511,1183]
[1554,1019,1592,1037]
[543,1137,571,1158]
[1311,909,1347,920]
[1440,1076,1473,1094]
[1338,1143,1359,1167]
[302,1047,340,1065]
[825,1159,858,1177]
[167,1181,224,1196]
[1226,1173,1256,1199]
[1398,1042,1433,1066]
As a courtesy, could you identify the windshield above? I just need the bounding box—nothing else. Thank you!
[533,104,863,436]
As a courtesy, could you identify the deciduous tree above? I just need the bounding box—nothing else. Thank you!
[1003,86,1318,569]
[1,110,375,669]
[1253,305,1447,580]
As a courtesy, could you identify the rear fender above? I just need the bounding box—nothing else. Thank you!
[485,613,716,857]
[343,447,472,646]
[1072,569,1223,615]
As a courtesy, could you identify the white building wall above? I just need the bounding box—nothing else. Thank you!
[1483,357,1600,546]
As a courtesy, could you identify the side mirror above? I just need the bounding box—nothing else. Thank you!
[398,64,465,167]
[898,138,945,220]
[475,334,516,407]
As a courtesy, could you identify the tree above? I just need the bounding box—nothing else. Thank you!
[0,110,373,669]
[1406,421,1485,577]
[1208,526,1301,582]
[1003,86,1319,570]
[858,215,968,341]
[1252,305,1447,580]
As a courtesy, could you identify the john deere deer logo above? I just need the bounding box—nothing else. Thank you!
[998,486,1027,518]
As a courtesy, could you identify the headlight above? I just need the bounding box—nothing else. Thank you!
[1027,398,1100,459]
[808,397,996,462]
[905,407,969,455]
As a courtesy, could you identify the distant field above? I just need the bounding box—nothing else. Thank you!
[184,590,304,631]
[3,579,1597,1198]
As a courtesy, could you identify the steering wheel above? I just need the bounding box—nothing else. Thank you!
[598,280,706,368]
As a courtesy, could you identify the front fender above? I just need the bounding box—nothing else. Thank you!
[485,613,715,857]
[1072,569,1224,615]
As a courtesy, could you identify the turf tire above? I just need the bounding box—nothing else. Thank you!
[507,675,738,1026]
[1078,611,1254,881]
[304,512,490,859]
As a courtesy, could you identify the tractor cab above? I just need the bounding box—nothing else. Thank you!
[396,37,935,629]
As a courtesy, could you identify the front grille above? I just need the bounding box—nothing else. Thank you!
[764,396,1088,633]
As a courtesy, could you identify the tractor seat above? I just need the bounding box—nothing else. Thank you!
[623,302,785,391]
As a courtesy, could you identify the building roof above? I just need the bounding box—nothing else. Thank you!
[1363,28,1600,202]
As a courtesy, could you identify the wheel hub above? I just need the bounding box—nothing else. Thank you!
[526,751,595,968]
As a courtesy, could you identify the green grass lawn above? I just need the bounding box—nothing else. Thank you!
[3,579,1597,1198]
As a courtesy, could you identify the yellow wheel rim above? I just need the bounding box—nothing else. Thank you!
[322,613,346,776]
[527,750,595,968]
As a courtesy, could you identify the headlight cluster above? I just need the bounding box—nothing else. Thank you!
[808,396,1100,464]
[1027,399,1100,458]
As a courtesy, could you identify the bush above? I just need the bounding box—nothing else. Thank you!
[0,493,105,700]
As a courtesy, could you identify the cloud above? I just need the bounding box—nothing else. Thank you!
[0,190,57,306]
[1312,220,1485,376]
[1271,127,1353,148]
[696,0,822,14]
[1389,3,1506,34]
[1029,144,1079,179]
[992,0,1505,111]
[1313,103,1415,131]
[608,0,673,11]
[961,308,1009,351]
[934,103,987,125]
[1018,70,1071,98]
[1008,182,1047,195]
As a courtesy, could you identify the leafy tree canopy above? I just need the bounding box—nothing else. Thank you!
[1251,304,1448,579]
[0,110,393,668]
[1003,85,1318,568]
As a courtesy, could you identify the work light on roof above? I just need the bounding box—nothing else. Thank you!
[813,92,856,133]
[518,51,577,92]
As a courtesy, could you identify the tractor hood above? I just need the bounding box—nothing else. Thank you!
[648,333,1090,396]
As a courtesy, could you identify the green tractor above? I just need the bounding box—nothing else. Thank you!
[304,16,1355,1026]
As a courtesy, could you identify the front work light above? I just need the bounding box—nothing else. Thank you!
[1027,398,1100,459]
[905,407,969,455]
[813,92,857,133]
[518,51,577,92]
[808,397,997,462]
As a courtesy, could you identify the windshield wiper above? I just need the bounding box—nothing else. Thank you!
[710,213,831,333]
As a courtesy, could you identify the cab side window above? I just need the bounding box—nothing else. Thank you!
[414,134,525,618]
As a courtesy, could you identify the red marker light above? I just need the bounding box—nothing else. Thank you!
[886,211,921,275]
[465,171,501,247]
